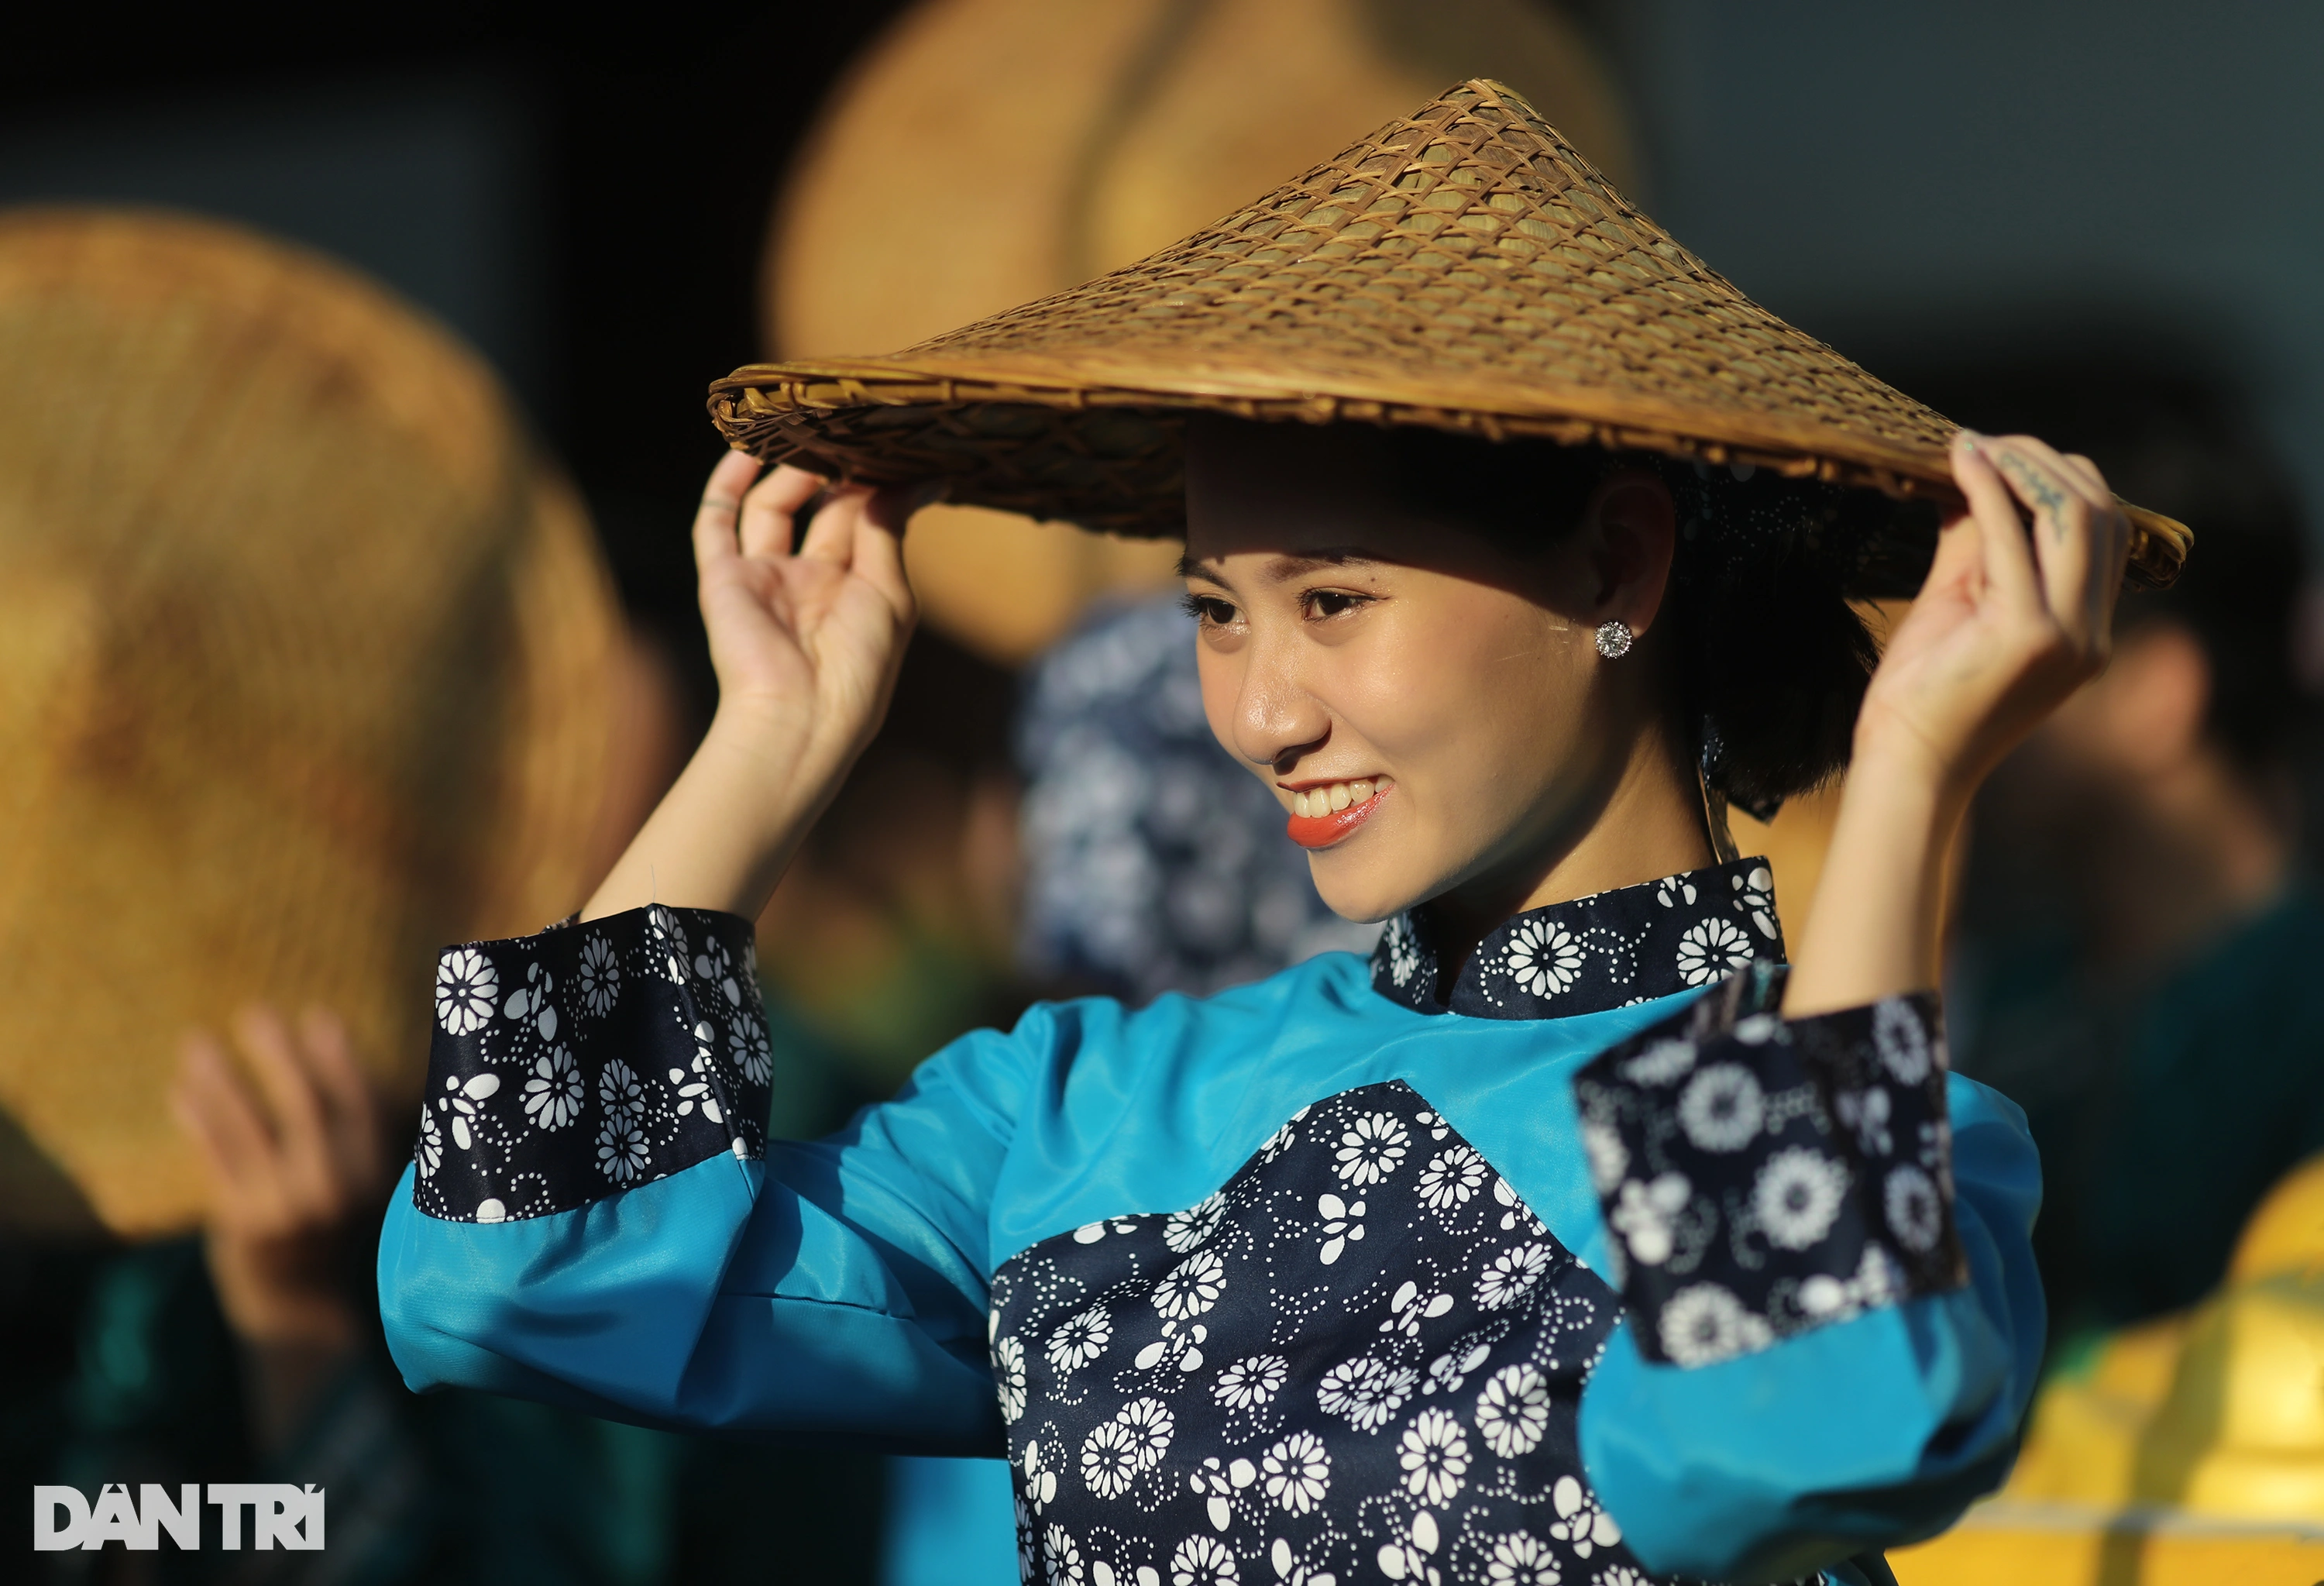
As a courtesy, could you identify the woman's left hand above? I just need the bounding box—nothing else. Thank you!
[1853,432,2132,806]
[1785,432,2131,1017]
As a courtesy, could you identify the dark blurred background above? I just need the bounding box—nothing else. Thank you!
[11,2,2324,1581]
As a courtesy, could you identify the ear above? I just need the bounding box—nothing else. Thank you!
[1578,470,1678,635]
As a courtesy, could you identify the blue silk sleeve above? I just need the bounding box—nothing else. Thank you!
[1572,975,2044,1581]
[378,905,1049,1453]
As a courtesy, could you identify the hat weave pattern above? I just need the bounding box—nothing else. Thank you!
[713,79,2186,584]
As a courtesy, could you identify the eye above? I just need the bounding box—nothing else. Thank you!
[1302,588,1371,621]
[1181,592,1239,627]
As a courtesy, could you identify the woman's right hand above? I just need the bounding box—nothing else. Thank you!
[696,454,918,770]
[582,453,922,922]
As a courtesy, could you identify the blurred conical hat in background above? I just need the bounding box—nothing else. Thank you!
[766,0,1642,663]
[0,209,621,1236]
[727,77,2188,588]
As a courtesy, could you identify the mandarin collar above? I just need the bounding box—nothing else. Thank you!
[1370,856,1785,1018]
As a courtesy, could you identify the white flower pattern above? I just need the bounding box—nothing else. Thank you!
[1673,916,1754,986]
[576,933,620,1017]
[1752,1147,1848,1250]
[1475,1244,1553,1310]
[1260,1429,1331,1514]
[1500,917,1583,999]
[1415,1145,1487,1209]
[435,948,497,1035]
[1315,1355,1415,1433]
[1213,1354,1287,1411]
[1048,1306,1113,1374]
[995,1335,1028,1423]
[1675,1063,1763,1151]
[1473,1364,1552,1458]
[1332,1112,1408,1185]
[521,1045,584,1130]
[1397,1407,1469,1505]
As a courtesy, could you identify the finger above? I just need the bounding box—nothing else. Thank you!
[297,1007,382,1183]
[738,463,827,560]
[856,483,929,627]
[171,1033,277,1208]
[692,450,765,574]
[1983,437,2100,642]
[232,1005,339,1208]
[2056,453,2132,647]
[798,483,872,566]
[1950,432,2043,614]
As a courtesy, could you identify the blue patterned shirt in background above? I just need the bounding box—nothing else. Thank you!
[1015,597,1379,1002]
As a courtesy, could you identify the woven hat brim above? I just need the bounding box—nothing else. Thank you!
[713,78,2185,587]
[710,351,2187,590]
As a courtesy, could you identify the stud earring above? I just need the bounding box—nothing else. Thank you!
[1594,620,1635,659]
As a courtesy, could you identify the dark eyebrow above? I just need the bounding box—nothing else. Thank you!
[1176,548,1383,584]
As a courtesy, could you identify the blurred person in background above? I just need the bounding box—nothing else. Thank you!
[0,208,881,1583]
[1913,350,2324,1348]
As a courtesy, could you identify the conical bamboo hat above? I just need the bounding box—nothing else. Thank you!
[713,79,2188,586]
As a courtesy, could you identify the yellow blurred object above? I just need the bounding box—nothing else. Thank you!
[1891,1153,2324,1584]
[766,0,1638,664]
[2229,1151,2324,1285]
[0,209,620,1235]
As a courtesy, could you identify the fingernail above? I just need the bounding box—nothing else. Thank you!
[1956,429,1982,452]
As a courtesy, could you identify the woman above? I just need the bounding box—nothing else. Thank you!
[381,84,2175,1584]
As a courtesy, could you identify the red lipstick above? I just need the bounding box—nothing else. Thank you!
[1284,784,1391,850]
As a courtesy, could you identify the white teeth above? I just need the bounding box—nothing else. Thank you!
[1290,779,1391,818]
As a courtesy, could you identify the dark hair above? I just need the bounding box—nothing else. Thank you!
[1371,425,1887,816]
[1887,347,2309,772]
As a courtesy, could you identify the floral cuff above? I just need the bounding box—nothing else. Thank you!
[412,905,772,1224]
[1573,964,1967,1367]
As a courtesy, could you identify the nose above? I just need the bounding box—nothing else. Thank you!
[1216,633,1332,774]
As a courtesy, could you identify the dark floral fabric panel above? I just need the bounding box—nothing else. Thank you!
[1373,856,1785,1020]
[990,1079,1708,1586]
[1574,965,1967,1367]
[412,905,772,1223]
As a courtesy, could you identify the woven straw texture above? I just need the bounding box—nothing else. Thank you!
[0,210,620,1235]
[715,78,2188,586]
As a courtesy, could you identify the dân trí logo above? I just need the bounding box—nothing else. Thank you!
[33,1485,324,1551]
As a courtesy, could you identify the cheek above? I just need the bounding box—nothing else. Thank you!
[1334,596,1579,773]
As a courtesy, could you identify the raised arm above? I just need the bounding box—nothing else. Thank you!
[583,452,921,921]
[380,456,1035,1446]
[1571,434,2129,1577]
[1785,431,2130,1017]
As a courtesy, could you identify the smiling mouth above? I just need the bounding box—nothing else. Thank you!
[1281,777,1392,850]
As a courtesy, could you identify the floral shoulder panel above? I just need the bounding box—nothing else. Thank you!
[992,1079,1661,1586]
[414,905,772,1223]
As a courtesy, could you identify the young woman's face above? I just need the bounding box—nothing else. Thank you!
[1181,418,1677,924]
